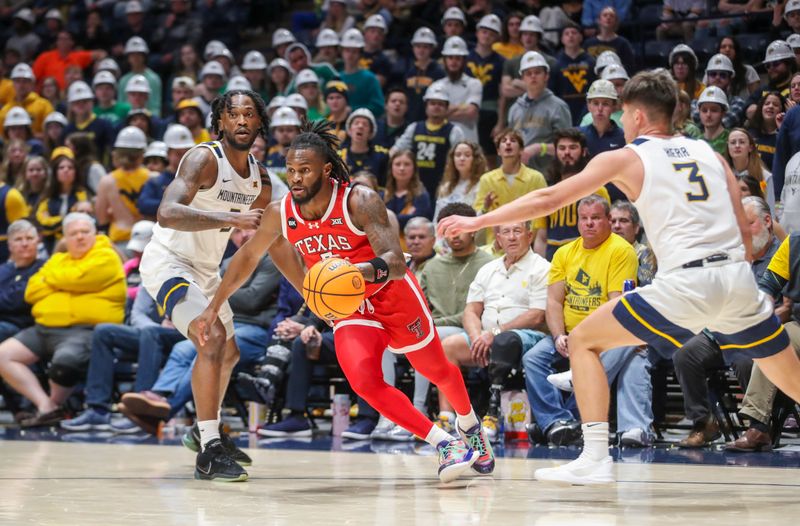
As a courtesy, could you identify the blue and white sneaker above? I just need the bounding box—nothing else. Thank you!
[436,438,477,483]
[256,414,312,437]
[110,416,141,434]
[342,417,377,440]
[60,409,111,432]
[459,423,495,475]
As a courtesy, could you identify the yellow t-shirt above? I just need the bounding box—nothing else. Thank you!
[548,232,638,332]
[194,128,212,145]
[109,166,150,242]
[492,41,525,60]
[767,235,790,281]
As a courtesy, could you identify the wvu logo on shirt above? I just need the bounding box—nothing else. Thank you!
[565,269,603,312]
[576,268,591,287]
[467,62,495,85]
[563,68,589,93]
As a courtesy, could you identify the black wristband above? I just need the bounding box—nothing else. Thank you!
[368,257,390,283]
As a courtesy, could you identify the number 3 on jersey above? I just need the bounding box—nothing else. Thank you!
[674,162,709,202]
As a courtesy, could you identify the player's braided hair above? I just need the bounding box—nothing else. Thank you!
[290,118,351,185]
[209,90,270,142]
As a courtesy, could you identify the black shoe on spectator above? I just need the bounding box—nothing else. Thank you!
[184,422,253,466]
[546,420,583,446]
[526,422,547,445]
[20,407,70,428]
[194,438,248,482]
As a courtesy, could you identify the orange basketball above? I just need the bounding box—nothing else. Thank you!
[303,258,366,321]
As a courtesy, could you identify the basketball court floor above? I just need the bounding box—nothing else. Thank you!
[2,424,800,525]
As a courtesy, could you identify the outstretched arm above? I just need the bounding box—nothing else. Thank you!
[157,147,263,231]
[197,203,299,343]
[348,185,407,282]
[438,148,641,237]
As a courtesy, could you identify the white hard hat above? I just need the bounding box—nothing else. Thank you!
[789,34,800,50]
[45,8,63,21]
[519,51,550,73]
[67,81,94,103]
[242,50,267,71]
[212,48,235,63]
[295,68,320,87]
[364,14,388,32]
[346,108,377,139]
[285,93,308,110]
[114,126,148,149]
[163,124,195,149]
[10,63,34,81]
[171,75,195,90]
[441,36,469,57]
[44,111,68,128]
[411,27,437,46]
[340,28,365,49]
[477,14,502,34]
[272,28,297,48]
[586,79,618,101]
[785,0,800,17]
[144,141,168,160]
[520,15,543,34]
[705,53,735,76]
[4,107,32,128]
[316,28,340,48]
[92,70,117,88]
[127,220,155,252]
[268,58,292,75]
[124,36,149,55]
[225,75,252,92]
[268,95,287,111]
[669,43,698,68]
[13,8,35,25]
[125,1,144,14]
[441,7,467,26]
[423,82,449,103]
[594,50,621,74]
[200,61,227,80]
[697,86,729,110]
[270,106,301,129]
[765,40,795,63]
[97,58,120,76]
[125,74,151,94]
[203,40,226,61]
[601,63,629,81]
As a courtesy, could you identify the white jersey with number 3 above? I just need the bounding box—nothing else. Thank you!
[626,135,743,273]
[150,141,262,268]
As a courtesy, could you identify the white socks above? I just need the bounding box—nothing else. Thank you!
[425,424,454,447]
[198,419,220,450]
[456,409,479,432]
[582,422,609,461]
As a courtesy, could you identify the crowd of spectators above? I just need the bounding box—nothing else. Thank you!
[0,0,799,451]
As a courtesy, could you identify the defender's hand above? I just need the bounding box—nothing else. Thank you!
[437,214,482,238]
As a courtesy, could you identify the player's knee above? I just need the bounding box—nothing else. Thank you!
[197,325,227,362]
[347,373,384,399]
[48,361,84,387]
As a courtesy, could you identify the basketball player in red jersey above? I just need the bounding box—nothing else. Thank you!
[196,120,493,482]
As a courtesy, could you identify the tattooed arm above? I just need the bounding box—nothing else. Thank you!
[156,147,263,231]
[348,185,407,282]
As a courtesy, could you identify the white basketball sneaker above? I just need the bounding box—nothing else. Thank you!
[534,455,614,485]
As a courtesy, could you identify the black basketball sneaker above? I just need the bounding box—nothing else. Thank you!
[194,438,248,482]
[183,422,253,466]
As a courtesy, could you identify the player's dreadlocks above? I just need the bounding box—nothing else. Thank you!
[209,89,270,142]
[290,118,351,184]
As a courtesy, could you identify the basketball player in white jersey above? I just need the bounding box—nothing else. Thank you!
[438,69,800,485]
[139,90,303,482]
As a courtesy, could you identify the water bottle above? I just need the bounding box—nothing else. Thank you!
[623,279,636,293]
[331,394,350,436]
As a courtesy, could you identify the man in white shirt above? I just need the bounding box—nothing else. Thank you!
[431,36,483,143]
[437,221,550,441]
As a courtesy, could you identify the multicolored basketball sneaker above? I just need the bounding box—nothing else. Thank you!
[459,423,495,475]
[436,438,476,482]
